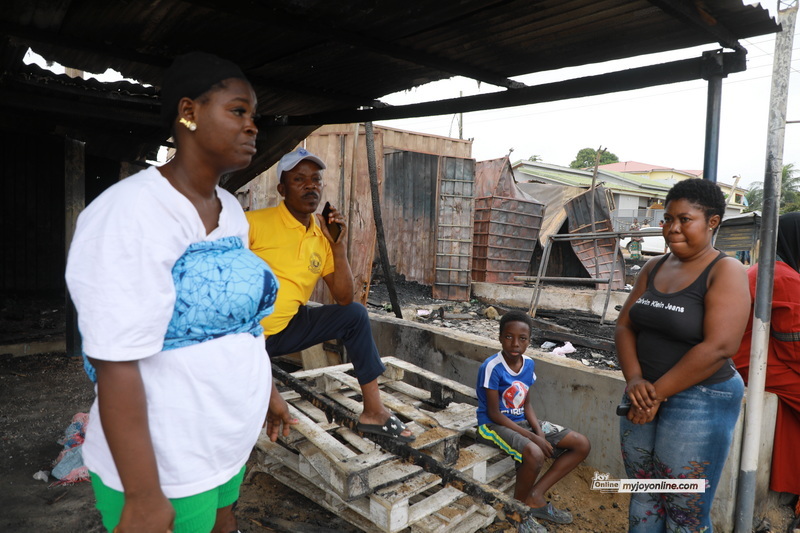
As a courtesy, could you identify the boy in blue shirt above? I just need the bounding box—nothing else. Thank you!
[477,311,591,530]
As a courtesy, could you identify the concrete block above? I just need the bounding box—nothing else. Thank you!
[471,281,628,322]
[712,391,778,533]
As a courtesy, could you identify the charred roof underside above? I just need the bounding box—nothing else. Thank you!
[0,0,780,188]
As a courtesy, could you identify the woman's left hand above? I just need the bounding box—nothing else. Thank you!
[625,377,659,411]
[265,384,298,442]
[627,399,662,425]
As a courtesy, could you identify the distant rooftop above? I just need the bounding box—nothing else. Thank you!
[599,161,703,178]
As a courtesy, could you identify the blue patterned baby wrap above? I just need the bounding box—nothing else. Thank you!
[83,236,277,381]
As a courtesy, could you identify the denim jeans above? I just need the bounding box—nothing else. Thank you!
[265,303,386,385]
[620,373,744,533]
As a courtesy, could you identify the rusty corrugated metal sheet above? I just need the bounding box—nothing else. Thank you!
[381,149,475,301]
[433,157,475,300]
[564,187,626,290]
[0,1,779,167]
[475,157,538,200]
[472,196,546,285]
[516,182,586,246]
[2,1,777,106]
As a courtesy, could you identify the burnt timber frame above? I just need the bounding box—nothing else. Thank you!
[271,364,535,527]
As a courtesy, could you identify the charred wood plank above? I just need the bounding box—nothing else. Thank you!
[534,330,615,352]
[271,364,534,526]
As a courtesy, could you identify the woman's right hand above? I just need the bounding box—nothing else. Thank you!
[115,491,175,533]
[625,377,659,412]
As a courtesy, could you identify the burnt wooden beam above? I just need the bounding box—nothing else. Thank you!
[271,52,748,125]
[2,21,386,110]
[184,0,524,90]
[534,329,615,353]
[220,125,319,192]
[0,84,161,127]
[0,21,171,69]
[271,364,534,526]
[646,0,747,52]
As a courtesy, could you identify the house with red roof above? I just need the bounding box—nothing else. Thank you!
[599,161,747,210]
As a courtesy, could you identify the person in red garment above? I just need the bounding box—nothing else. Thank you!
[733,212,800,514]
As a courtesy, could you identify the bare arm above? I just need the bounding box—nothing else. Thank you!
[264,381,298,442]
[485,388,552,457]
[523,390,553,457]
[652,257,750,399]
[615,257,661,413]
[90,358,175,533]
[317,206,354,305]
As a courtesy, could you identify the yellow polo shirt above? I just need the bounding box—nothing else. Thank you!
[246,202,335,335]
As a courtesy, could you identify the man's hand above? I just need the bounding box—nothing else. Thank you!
[316,204,347,244]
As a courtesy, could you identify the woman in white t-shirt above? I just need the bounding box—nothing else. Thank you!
[65,52,295,533]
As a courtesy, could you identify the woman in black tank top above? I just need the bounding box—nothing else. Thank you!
[615,179,750,532]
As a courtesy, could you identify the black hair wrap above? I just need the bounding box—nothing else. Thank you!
[777,212,800,272]
[160,52,248,128]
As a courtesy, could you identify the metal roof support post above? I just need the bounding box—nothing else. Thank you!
[65,137,85,357]
[735,5,797,531]
[701,50,725,183]
[528,235,555,318]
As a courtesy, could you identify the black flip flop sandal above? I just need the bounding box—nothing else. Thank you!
[356,413,416,443]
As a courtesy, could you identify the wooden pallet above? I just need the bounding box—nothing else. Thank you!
[251,357,521,533]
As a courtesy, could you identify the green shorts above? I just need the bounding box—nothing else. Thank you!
[90,466,246,533]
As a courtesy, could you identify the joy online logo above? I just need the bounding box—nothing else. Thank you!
[590,471,705,494]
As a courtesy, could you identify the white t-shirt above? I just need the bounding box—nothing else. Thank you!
[65,166,272,498]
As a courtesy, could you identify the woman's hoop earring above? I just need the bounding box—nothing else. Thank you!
[179,118,197,132]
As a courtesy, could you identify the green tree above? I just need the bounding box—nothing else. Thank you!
[528,154,542,162]
[743,183,763,213]
[743,163,800,214]
[569,147,619,169]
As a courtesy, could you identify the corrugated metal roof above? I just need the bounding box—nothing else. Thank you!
[0,0,780,179]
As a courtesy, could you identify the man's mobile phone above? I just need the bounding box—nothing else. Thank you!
[321,201,342,242]
[616,404,631,416]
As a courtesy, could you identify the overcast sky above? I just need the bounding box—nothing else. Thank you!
[376,1,798,190]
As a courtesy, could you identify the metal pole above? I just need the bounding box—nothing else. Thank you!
[734,5,797,532]
[590,147,604,281]
[65,137,85,357]
[702,50,724,183]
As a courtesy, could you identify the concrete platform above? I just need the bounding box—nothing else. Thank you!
[471,281,629,322]
[368,312,778,533]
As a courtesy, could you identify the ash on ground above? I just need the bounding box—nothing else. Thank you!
[367,276,620,371]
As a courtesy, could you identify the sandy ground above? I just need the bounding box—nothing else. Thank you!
[0,352,633,533]
[1,290,796,532]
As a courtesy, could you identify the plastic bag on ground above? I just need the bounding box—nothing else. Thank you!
[551,342,576,357]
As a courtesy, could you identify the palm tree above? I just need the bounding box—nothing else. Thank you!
[780,163,800,210]
[744,184,763,212]
[743,163,800,214]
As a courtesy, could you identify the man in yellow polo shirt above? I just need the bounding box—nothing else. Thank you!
[246,148,414,443]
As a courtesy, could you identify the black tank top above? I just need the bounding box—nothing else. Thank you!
[628,250,735,385]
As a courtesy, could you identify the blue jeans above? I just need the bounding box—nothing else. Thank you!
[619,373,744,533]
[265,303,386,385]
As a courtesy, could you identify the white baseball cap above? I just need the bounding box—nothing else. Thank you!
[276,148,326,179]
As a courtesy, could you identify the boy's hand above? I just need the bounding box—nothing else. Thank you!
[528,432,553,458]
